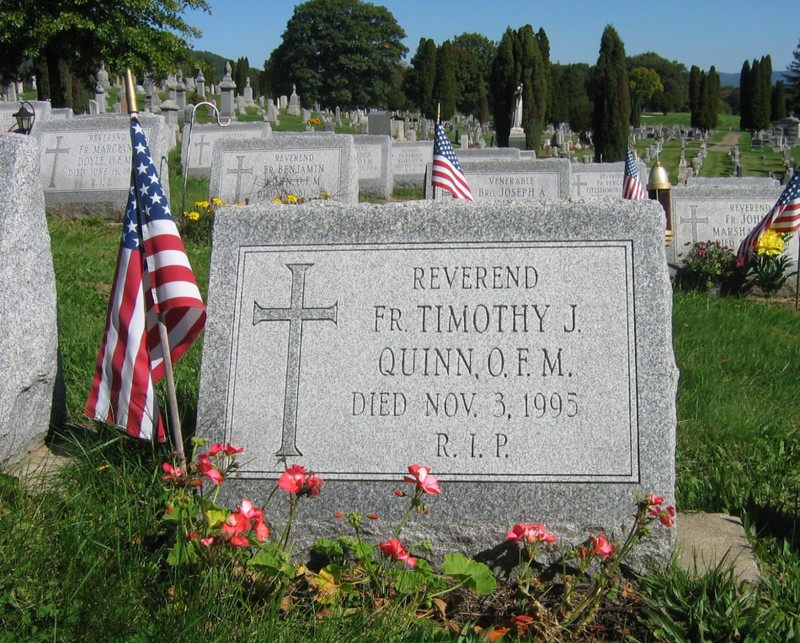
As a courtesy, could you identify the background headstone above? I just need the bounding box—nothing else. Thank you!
[37,114,172,219]
[209,134,359,205]
[391,140,434,188]
[0,133,61,467]
[354,134,393,199]
[181,121,273,179]
[426,158,572,200]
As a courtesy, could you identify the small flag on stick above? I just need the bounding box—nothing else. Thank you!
[736,170,800,267]
[85,116,206,441]
[623,149,646,200]
[432,123,473,201]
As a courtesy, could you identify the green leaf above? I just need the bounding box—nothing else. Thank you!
[442,552,496,595]
[167,538,197,567]
[313,538,344,559]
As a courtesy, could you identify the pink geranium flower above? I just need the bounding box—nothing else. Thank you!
[379,538,417,567]
[277,464,323,497]
[223,498,270,545]
[588,534,614,558]
[208,442,244,456]
[161,462,185,484]
[404,464,442,495]
[196,453,224,485]
[506,522,557,544]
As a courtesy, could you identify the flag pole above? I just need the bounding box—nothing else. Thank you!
[124,69,186,462]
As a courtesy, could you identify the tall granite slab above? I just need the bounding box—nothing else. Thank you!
[354,135,393,198]
[0,133,60,467]
[670,183,796,266]
[180,121,273,179]
[391,141,433,188]
[209,135,358,205]
[571,161,647,198]
[38,114,171,219]
[196,198,677,564]
[426,159,571,200]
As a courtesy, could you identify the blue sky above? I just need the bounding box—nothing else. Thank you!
[185,0,798,75]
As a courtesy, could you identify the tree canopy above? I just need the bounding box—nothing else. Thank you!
[266,0,407,109]
[0,0,210,107]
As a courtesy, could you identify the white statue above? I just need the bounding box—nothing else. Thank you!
[511,83,523,129]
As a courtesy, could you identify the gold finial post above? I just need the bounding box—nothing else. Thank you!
[124,69,138,115]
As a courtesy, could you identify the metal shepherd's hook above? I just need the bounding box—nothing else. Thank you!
[181,101,232,216]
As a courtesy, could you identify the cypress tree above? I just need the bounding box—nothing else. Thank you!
[787,39,800,114]
[750,58,767,132]
[490,28,516,147]
[413,38,438,118]
[707,66,720,130]
[536,27,552,124]
[592,25,629,162]
[760,55,773,128]
[517,25,546,150]
[689,65,701,127]
[739,59,752,130]
[772,80,787,120]
[434,40,458,120]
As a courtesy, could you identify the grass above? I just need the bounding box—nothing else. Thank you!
[4,112,800,639]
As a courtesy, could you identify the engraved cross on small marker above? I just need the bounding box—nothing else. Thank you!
[45,135,71,189]
[572,175,588,197]
[226,155,253,203]
[681,204,709,242]
[253,264,338,457]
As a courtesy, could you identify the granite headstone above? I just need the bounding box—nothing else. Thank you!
[426,159,571,200]
[354,135,393,199]
[180,122,273,179]
[196,198,677,564]
[0,133,61,467]
[37,114,172,219]
[209,134,358,205]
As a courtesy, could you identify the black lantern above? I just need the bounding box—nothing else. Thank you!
[12,101,35,134]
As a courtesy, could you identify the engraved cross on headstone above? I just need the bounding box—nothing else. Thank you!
[572,175,588,197]
[194,134,211,165]
[45,135,71,188]
[226,155,253,203]
[680,204,709,242]
[253,264,338,457]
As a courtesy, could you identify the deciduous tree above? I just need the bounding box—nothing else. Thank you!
[0,0,210,108]
[267,0,406,110]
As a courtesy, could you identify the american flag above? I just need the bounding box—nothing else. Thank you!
[85,117,206,441]
[432,123,473,201]
[736,169,800,267]
[623,149,646,200]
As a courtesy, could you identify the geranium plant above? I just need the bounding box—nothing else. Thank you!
[680,240,735,292]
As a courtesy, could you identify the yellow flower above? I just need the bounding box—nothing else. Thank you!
[320,191,331,199]
[194,200,210,209]
[756,229,785,257]
[287,194,298,203]
[211,197,224,206]
[186,211,200,221]
[272,197,283,204]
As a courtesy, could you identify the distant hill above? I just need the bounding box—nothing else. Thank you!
[718,70,789,87]
[189,50,230,82]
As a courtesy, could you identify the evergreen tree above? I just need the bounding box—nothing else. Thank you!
[592,25,629,162]
[689,65,701,127]
[549,66,570,126]
[536,27,552,125]
[739,59,752,130]
[517,25,546,150]
[434,40,458,120]
[750,58,767,131]
[772,80,787,120]
[707,66,720,130]
[408,38,438,117]
[760,54,773,127]
[490,28,516,147]
[452,33,495,122]
[787,39,800,114]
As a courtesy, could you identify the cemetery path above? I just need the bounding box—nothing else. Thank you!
[710,131,742,151]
